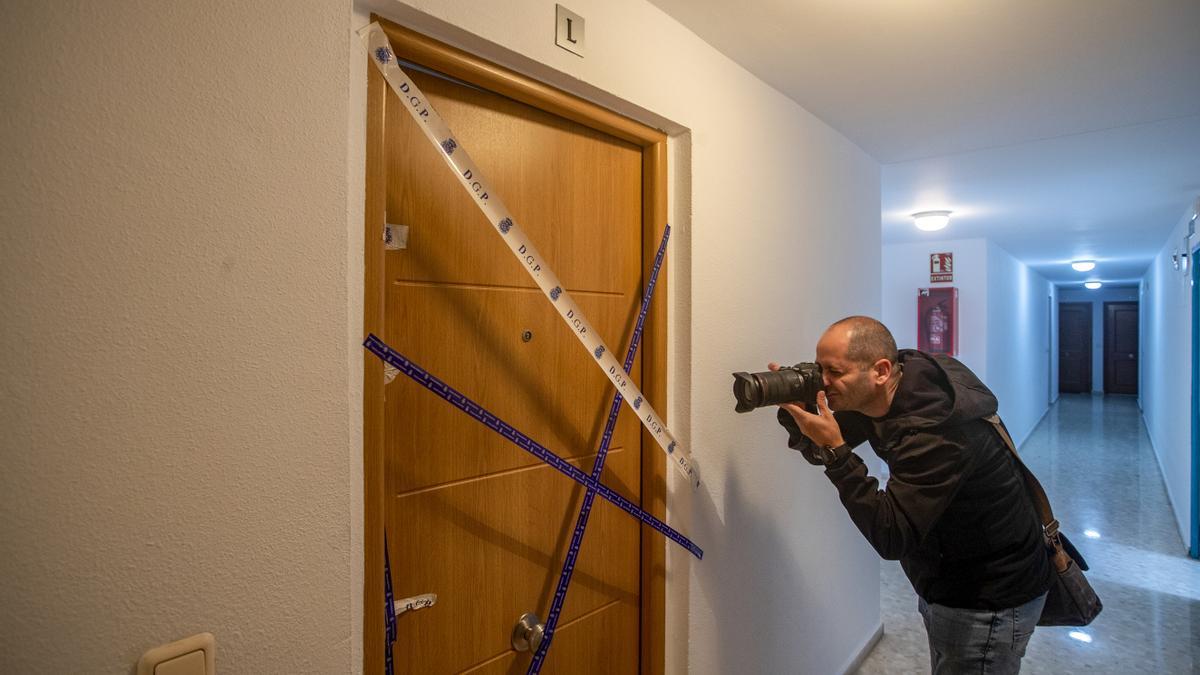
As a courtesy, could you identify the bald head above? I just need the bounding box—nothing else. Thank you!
[826,316,898,368]
[814,317,900,415]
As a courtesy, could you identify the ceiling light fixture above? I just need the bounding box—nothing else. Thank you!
[912,210,952,232]
[1071,260,1096,272]
[1084,281,1102,290]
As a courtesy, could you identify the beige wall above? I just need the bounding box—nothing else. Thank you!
[3,0,882,672]
[1,1,353,672]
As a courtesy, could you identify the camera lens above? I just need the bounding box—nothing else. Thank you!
[732,372,762,413]
[731,363,822,413]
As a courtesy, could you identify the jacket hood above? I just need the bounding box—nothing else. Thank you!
[875,350,997,437]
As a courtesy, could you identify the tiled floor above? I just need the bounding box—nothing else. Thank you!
[855,394,1199,674]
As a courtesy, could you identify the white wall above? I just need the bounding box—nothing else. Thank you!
[2,1,883,674]
[1,1,353,673]
[1057,286,1141,393]
[985,242,1055,446]
[1138,209,1196,549]
[881,238,990,379]
[881,238,1055,446]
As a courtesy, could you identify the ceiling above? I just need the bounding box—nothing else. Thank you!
[647,0,1200,286]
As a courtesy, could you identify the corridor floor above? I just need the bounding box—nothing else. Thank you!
[855,394,1199,674]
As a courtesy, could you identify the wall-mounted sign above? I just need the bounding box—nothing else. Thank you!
[930,252,953,283]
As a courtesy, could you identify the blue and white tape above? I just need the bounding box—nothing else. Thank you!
[529,224,670,673]
[394,593,437,615]
[384,531,396,675]
[358,22,699,489]
[362,334,704,560]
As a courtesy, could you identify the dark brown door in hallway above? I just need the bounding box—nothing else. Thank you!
[1059,302,1092,393]
[1104,302,1139,395]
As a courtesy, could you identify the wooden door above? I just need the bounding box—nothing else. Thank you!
[363,20,669,675]
[1104,301,1139,395]
[1059,302,1092,393]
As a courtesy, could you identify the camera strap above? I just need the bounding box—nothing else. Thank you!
[360,23,699,489]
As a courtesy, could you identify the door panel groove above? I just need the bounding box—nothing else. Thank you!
[395,446,626,499]
[550,597,624,634]
[392,278,624,298]
[455,599,626,675]
[455,647,514,675]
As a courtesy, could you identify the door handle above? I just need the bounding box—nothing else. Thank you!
[512,612,545,652]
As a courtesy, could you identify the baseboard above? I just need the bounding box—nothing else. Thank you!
[1140,411,1191,552]
[839,622,884,675]
[1015,403,1054,450]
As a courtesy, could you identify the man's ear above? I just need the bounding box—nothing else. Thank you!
[871,358,893,384]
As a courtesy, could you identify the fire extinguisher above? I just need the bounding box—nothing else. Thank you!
[928,303,947,351]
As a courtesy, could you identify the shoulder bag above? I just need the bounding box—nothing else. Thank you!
[985,414,1103,626]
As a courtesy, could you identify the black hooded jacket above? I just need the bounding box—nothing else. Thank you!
[777,349,1053,609]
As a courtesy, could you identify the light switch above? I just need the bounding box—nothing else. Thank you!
[155,650,206,675]
[137,633,215,675]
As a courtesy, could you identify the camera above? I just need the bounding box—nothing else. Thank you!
[731,363,823,413]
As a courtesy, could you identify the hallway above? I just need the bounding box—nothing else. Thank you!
[856,394,1200,674]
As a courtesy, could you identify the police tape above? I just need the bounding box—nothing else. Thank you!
[384,531,396,675]
[529,222,669,673]
[363,334,704,560]
[359,22,699,489]
[394,593,437,616]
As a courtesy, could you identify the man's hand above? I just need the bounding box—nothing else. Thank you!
[771,363,845,449]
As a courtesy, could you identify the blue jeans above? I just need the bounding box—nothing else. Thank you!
[917,593,1047,674]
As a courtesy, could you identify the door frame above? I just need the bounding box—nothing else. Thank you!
[1191,236,1198,558]
[1058,301,1093,393]
[1102,301,1139,395]
[1048,294,1054,405]
[362,17,671,673]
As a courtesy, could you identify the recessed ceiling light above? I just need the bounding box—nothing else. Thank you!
[1068,631,1093,643]
[1084,281,1102,290]
[1071,260,1096,272]
[912,210,952,231]
[1083,529,1100,539]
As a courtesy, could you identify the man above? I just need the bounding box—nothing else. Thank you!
[775,316,1051,675]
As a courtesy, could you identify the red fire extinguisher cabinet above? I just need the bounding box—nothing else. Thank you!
[917,287,958,356]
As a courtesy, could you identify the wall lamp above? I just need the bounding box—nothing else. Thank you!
[1172,249,1189,273]
[912,210,952,232]
[1174,198,1198,274]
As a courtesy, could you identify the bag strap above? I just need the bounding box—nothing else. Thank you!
[983,414,1059,537]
